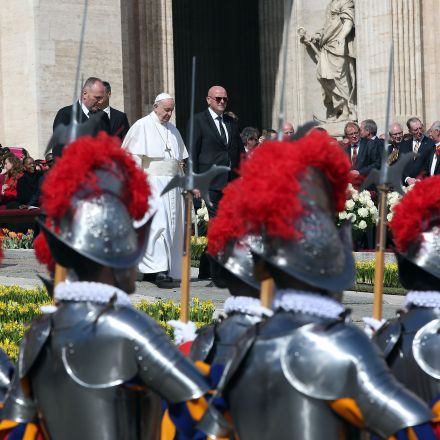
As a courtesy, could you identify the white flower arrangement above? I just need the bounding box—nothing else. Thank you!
[338,185,405,232]
[386,191,402,222]
[337,185,378,231]
[196,200,209,224]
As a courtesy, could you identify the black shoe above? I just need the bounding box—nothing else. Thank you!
[206,281,215,288]
[155,272,179,289]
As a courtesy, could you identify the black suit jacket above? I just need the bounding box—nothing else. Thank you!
[53,104,110,135]
[347,138,380,176]
[400,136,435,179]
[424,146,440,177]
[109,107,130,140]
[191,109,245,190]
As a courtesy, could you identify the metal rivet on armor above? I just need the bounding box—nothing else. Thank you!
[134,346,139,351]
[104,223,109,229]
[68,342,74,348]
[104,248,109,253]
[69,349,74,354]
[138,356,143,361]
[320,269,325,274]
[143,366,148,371]
[306,266,311,271]
[104,236,110,243]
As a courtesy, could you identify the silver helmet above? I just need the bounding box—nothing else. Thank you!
[38,135,151,271]
[251,167,356,292]
[214,235,262,290]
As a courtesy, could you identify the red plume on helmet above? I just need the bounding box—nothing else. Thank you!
[208,129,353,292]
[390,176,440,253]
[35,133,150,272]
[237,130,350,238]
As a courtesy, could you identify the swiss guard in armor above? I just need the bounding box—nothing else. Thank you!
[199,130,438,440]
[190,178,272,365]
[1,134,211,440]
[374,175,440,407]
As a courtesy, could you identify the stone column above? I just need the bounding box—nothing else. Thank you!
[391,0,423,124]
[258,0,302,130]
[0,0,125,157]
[421,0,440,126]
[121,0,175,125]
[0,3,39,154]
[355,0,393,134]
[258,0,284,129]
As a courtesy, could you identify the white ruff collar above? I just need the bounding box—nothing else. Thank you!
[224,296,273,318]
[54,281,132,307]
[405,291,440,308]
[274,290,345,319]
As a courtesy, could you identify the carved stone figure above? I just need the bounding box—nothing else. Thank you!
[300,0,357,122]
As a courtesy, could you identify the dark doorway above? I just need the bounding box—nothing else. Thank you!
[172,0,261,141]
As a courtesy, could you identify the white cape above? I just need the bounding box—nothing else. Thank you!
[123,112,188,279]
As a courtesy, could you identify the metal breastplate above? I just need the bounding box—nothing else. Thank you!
[190,313,261,365]
[7,301,209,440]
[226,311,431,440]
[375,307,440,403]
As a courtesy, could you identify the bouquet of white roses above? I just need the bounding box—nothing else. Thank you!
[196,200,209,225]
[337,184,378,232]
[386,191,402,222]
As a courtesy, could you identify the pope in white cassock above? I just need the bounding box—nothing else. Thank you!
[122,93,188,287]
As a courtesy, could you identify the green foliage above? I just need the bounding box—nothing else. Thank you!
[355,261,401,288]
[0,286,215,361]
[1,229,34,249]
[191,236,207,261]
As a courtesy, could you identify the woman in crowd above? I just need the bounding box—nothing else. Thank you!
[1,154,23,206]
[15,157,43,208]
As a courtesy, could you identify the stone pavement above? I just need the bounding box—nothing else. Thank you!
[0,250,404,324]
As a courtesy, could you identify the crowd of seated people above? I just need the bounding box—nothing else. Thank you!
[0,146,54,233]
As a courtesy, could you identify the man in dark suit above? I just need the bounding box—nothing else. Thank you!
[191,85,245,218]
[360,118,384,152]
[101,81,130,140]
[344,121,380,180]
[387,122,404,163]
[53,77,110,134]
[424,121,440,177]
[399,116,435,185]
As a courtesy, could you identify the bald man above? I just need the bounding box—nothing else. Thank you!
[190,85,245,218]
[282,122,295,140]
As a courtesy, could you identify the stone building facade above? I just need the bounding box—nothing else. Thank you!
[0,0,439,156]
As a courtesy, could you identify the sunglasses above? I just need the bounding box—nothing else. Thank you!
[209,96,228,103]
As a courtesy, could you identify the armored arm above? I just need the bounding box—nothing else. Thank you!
[127,309,210,403]
[340,327,432,438]
[280,322,432,438]
[2,364,37,423]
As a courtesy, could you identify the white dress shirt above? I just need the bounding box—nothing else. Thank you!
[208,107,229,143]
[430,143,440,176]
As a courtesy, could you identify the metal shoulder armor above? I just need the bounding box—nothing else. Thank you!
[189,324,216,362]
[413,318,440,379]
[0,349,14,403]
[2,365,36,423]
[374,317,402,358]
[281,321,432,438]
[61,306,209,403]
[18,314,52,380]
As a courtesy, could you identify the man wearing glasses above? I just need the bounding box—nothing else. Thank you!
[343,121,380,183]
[400,117,435,185]
[191,86,244,218]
